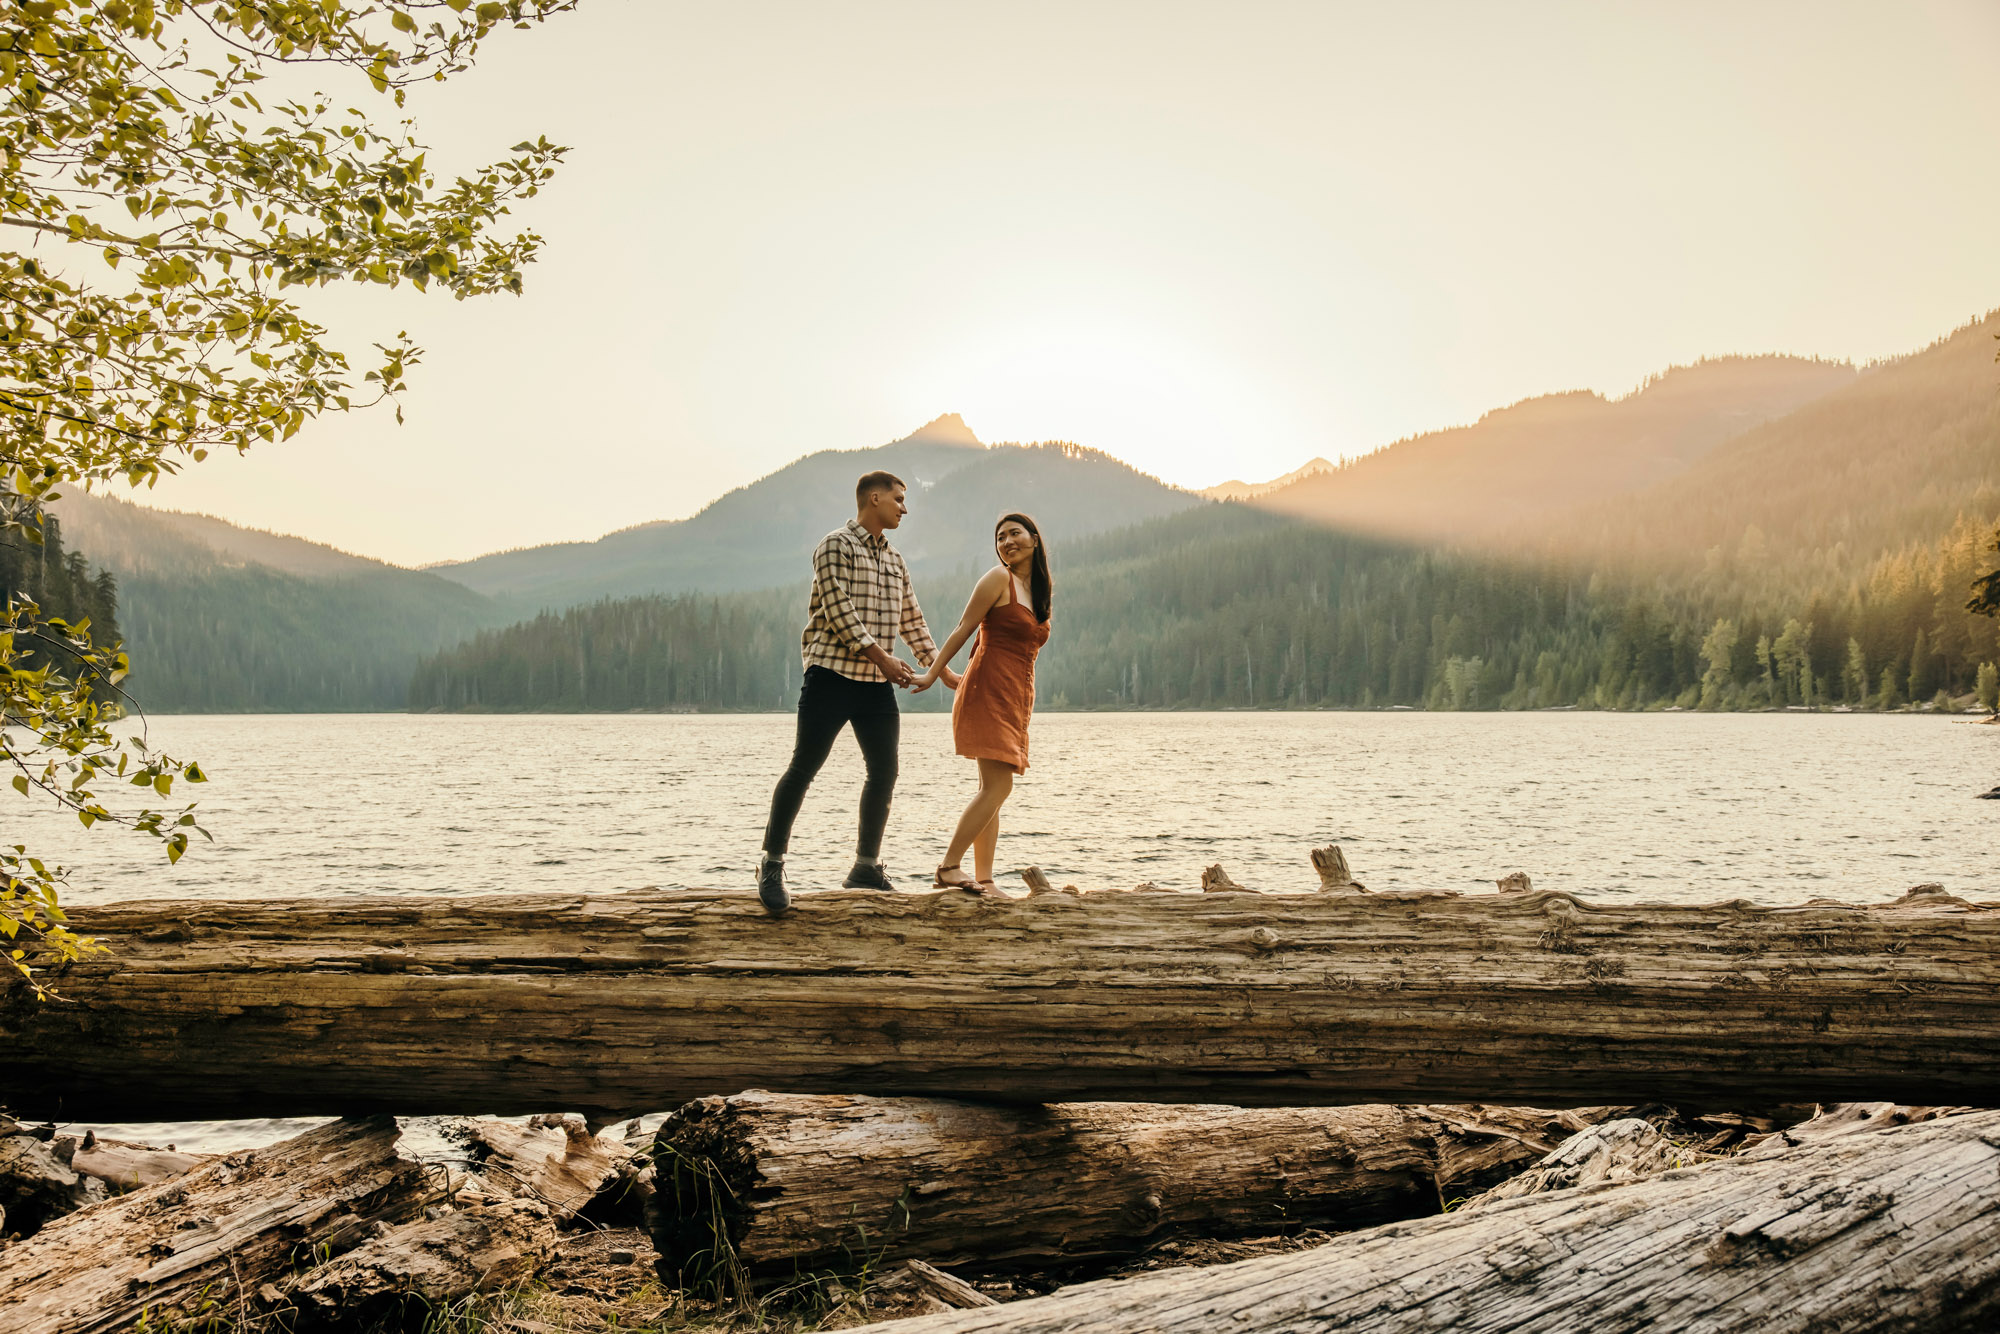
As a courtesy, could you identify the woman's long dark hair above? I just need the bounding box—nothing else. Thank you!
[996,512,1053,623]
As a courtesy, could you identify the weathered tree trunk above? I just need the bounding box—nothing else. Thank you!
[0,1117,429,1334]
[852,1108,2000,1334]
[8,885,2000,1120]
[650,1092,1616,1274]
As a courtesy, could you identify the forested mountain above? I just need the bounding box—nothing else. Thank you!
[60,315,2000,717]
[51,488,398,580]
[50,490,510,711]
[1250,355,1857,546]
[411,317,2000,715]
[1550,314,2000,592]
[0,515,122,684]
[429,414,1202,607]
[408,500,2000,715]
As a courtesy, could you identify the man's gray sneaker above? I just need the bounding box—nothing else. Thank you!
[757,858,790,915]
[843,860,895,892]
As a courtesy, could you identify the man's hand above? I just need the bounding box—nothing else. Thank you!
[865,644,917,687]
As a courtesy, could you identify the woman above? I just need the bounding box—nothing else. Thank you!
[914,512,1052,891]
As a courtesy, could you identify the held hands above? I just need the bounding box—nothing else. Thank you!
[911,664,962,694]
[865,644,918,688]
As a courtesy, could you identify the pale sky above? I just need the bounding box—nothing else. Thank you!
[104,1,2000,567]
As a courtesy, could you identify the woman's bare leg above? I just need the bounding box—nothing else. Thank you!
[944,760,1013,871]
[972,810,1000,882]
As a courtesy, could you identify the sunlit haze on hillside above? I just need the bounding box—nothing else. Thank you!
[91,1,2000,567]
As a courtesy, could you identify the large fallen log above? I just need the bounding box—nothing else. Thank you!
[0,1117,430,1334]
[852,1107,2000,1334]
[7,884,2000,1120]
[649,1092,1616,1274]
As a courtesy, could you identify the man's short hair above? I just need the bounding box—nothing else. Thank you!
[856,470,905,505]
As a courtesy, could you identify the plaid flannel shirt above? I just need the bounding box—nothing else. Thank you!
[801,519,939,681]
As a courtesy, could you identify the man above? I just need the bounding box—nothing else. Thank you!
[757,471,957,914]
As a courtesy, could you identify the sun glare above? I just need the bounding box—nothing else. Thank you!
[895,318,1295,485]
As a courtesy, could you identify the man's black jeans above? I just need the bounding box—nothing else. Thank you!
[763,665,900,859]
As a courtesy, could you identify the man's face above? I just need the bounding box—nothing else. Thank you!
[865,484,909,530]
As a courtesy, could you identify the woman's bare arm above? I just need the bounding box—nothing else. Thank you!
[914,567,1009,688]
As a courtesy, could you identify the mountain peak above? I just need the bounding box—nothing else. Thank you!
[899,413,983,448]
[1201,456,1336,502]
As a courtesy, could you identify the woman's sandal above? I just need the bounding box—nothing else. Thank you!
[934,865,980,891]
[976,879,999,895]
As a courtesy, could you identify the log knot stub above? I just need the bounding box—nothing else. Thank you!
[1483,1227,1563,1282]
[1707,1180,1898,1265]
[1310,845,1366,893]
[1201,865,1247,894]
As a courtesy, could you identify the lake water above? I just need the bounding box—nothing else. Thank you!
[31,710,1997,906]
[23,711,1996,1152]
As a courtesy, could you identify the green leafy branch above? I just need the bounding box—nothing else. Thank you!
[1,0,569,995]
[2,575,207,997]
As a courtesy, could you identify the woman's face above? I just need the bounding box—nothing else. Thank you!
[995,521,1035,566]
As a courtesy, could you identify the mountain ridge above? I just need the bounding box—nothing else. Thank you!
[426,420,1201,608]
[1241,354,1860,547]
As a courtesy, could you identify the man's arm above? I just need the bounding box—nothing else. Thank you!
[899,567,940,669]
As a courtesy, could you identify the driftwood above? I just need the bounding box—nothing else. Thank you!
[1739,1102,1977,1159]
[649,1092,1620,1273]
[855,1107,2000,1334]
[68,1135,207,1192]
[464,1115,630,1214]
[285,1200,555,1328]
[0,1118,105,1238]
[1462,1117,1706,1209]
[0,1117,430,1334]
[906,1259,1000,1309]
[10,885,2000,1120]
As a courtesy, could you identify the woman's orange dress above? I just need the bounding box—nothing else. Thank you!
[952,577,1050,774]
